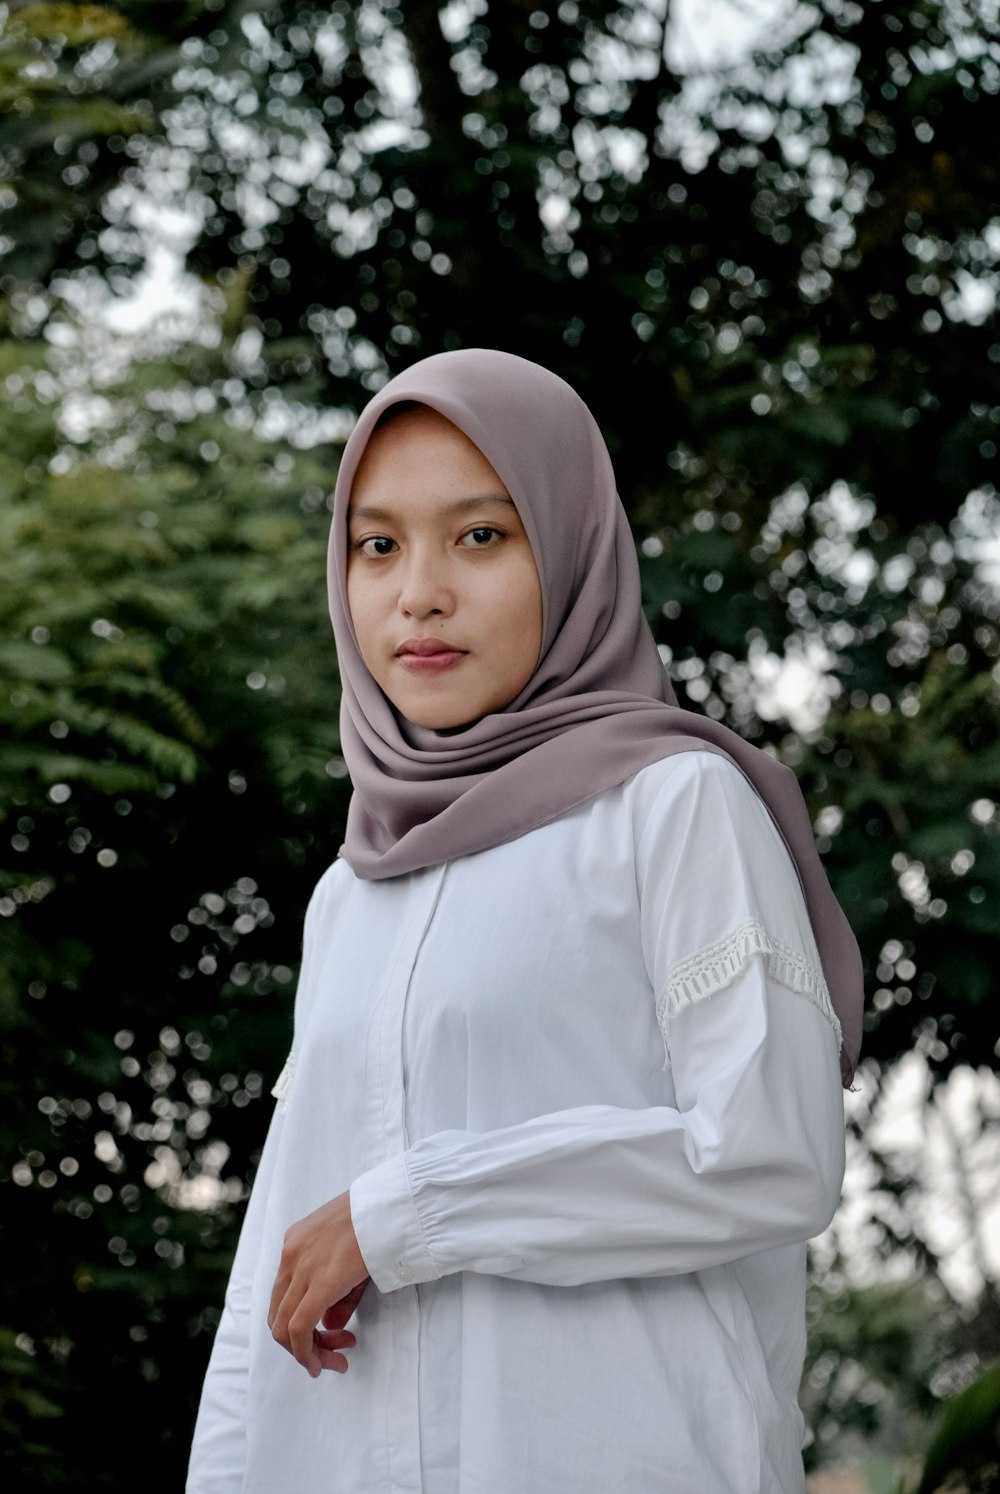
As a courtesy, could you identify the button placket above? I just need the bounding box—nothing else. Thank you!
[373,863,446,1493]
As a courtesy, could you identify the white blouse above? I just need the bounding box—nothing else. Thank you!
[188,751,846,1494]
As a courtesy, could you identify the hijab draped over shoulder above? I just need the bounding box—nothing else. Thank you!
[327,348,864,1083]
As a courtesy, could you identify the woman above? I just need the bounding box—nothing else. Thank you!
[187,348,862,1494]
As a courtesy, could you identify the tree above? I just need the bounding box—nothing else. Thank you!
[0,321,349,1483]
[2,0,999,1482]
[4,0,998,1071]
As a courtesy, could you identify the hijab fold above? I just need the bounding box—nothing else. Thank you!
[328,349,864,1084]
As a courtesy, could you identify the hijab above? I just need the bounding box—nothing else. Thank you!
[327,348,864,1084]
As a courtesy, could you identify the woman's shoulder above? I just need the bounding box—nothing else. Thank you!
[545,747,773,867]
[621,746,802,906]
[302,852,354,926]
[621,746,766,831]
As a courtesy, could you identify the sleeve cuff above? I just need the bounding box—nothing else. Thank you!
[349,1153,442,1294]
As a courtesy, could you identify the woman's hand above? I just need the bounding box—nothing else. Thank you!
[267,1189,371,1377]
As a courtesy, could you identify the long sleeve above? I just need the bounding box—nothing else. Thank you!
[350,754,847,1293]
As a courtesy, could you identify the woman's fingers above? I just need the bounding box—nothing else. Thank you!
[271,1277,360,1375]
[266,1264,291,1332]
[315,1328,356,1351]
[321,1276,370,1331]
[288,1283,335,1375]
[269,1278,324,1370]
[268,1284,299,1367]
[267,1192,369,1374]
[271,1293,357,1376]
[288,1314,320,1376]
[315,1327,356,1371]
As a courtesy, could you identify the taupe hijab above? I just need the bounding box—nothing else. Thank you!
[328,349,863,1083]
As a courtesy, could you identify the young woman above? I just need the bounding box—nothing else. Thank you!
[187,348,862,1494]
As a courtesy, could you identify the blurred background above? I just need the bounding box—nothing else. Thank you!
[1,1,998,1488]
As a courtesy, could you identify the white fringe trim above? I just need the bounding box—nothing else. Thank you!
[271,1050,295,1114]
[655,917,842,1069]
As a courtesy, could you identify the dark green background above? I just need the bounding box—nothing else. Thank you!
[1,1,998,1484]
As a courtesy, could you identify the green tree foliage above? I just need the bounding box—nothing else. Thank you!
[1,0,999,1484]
[0,1,255,284]
[801,1266,996,1473]
[3,0,998,1072]
[911,1360,1000,1493]
[0,332,348,1483]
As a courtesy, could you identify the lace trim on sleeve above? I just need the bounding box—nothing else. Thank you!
[271,1050,295,1114]
[655,916,843,1060]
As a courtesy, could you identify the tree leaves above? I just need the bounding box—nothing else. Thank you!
[912,1361,1000,1494]
[1,0,999,1483]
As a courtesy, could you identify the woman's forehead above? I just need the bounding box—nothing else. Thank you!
[348,407,510,506]
[347,493,519,524]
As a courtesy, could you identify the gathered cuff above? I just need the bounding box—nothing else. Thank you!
[349,1153,442,1294]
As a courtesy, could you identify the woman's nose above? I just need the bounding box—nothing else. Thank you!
[397,548,456,619]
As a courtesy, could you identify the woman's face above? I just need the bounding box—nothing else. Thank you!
[345,405,543,731]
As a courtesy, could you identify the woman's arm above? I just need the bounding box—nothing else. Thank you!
[348,961,845,1291]
[348,754,847,1292]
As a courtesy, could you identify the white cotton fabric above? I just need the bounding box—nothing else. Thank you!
[187,752,846,1494]
[325,348,863,1084]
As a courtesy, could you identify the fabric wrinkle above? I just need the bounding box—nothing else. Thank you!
[188,753,841,1494]
[188,345,854,1494]
[325,347,864,1085]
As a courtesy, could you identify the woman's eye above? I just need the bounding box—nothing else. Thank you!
[460,527,503,548]
[359,536,397,557]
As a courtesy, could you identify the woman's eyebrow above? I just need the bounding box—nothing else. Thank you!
[348,494,517,523]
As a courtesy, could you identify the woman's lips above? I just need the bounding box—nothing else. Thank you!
[396,648,466,676]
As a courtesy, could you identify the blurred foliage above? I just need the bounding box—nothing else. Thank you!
[1,0,999,1485]
[802,1266,999,1474]
[0,335,349,1483]
[909,1361,1000,1494]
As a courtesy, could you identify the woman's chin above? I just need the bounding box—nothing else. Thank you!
[384,679,489,732]
[399,707,484,733]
